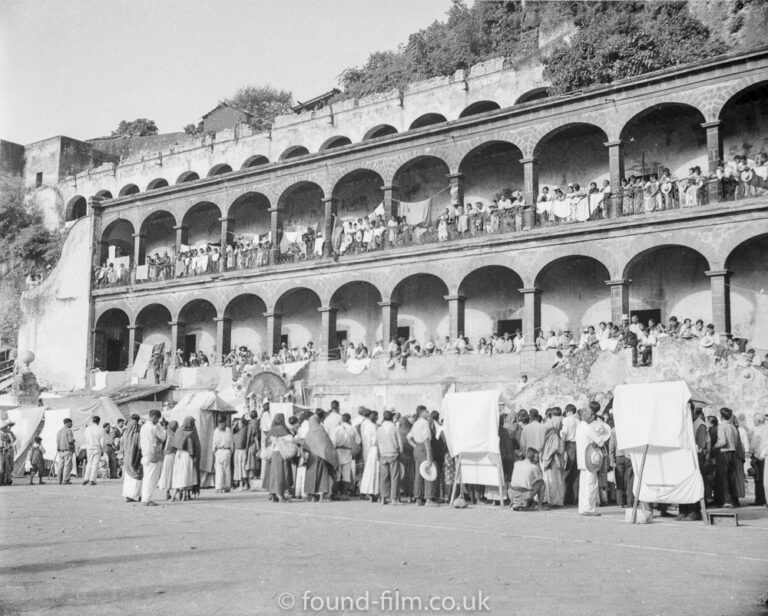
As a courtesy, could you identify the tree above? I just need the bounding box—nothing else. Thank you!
[184,122,203,135]
[226,85,293,132]
[111,118,159,137]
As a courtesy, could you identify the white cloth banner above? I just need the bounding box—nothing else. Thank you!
[588,193,604,215]
[346,358,371,375]
[442,390,500,457]
[598,338,619,352]
[41,409,72,461]
[135,265,149,281]
[131,342,155,379]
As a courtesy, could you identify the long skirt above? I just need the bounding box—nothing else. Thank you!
[359,446,380,495]
[122,474,142,500]
[172,450,197,490]
[578,469,599,514]
[543,458,565,506]
[267,452,293,496]
[304,452,334,495]
[158,453,175,492]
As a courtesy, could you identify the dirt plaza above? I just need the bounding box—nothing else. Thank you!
[1,481,766,616]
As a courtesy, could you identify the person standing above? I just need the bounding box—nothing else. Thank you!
[103,423,117,479]
[212,417,233,493]
[55,418,75,484]
[541,413,565,507]
[398,412,416,501]
[245,410,261,486]
[359,410,380,502]
[713,407,741,508]
[323,400,343,436]
[560,405,580,505]
[752,412,767,507]
[302,414,338,501]
[232,417,250,490]
[82,416,105,486]
[331,413,361,500]
[121,415,143,503]
[407,406,438,506]
[576,407,610,516]
[140,409,166,506]
[377,410,402,505]
[158,420,178,500]
[171,416,200,501]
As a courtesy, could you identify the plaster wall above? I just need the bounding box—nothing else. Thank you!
[537,128,609,190]
[334,173,384,222]
[229,195,270,239]
[397,276,449,343]
[728,236,768,347]
[333,283,382,348]
[228,296,267,355]
[143,213,176,259]
[280,289,321,350]
[461,146,524,205]
[539,258,612,332]
[721,91,768,160]
[461,267,524,339]
[282,186,323,232]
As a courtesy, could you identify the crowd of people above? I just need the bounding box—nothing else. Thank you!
[30,397,767,518]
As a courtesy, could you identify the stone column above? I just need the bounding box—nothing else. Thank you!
[268,206,282,263]
[520,157,539,210]
[169,321,182,358]
[519,287,542,350]
[447,173,464,209]
[264,311,283,354]
[126,325,141,369]
[214,317,232,365]
[218,217,232,271]
[378,301,399,345]
[322,197,337,257]
[174,225,187,254]
[381,184,399,220]
[702,121,723,203]
[605,279,631,323]
[444,294,466,340]
[706,270,732,334]
[317,306,338,360]
[604,140,625,218]
[131,233,144,283]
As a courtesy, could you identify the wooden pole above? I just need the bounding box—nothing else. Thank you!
[631,445,649,524]
[449,454,461,506]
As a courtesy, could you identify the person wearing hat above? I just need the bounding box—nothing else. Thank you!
[575,406,610,516]
[54,418,76,484]
[0,420,17,485]
[407,406,439,506]
[82,416,106,486]
[509,448,546,511]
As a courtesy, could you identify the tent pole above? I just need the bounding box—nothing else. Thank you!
[449,454,461,506]
[496,455,505,507]
[631,445,649,524]
[699,497,709,527]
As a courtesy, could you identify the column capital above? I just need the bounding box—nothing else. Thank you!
[705,269,732,279]
[126,325,142,331]
[519,157,537,165]
[263,311,283,318]
[380,184,399,192]
[213,316,232,323]
[377,301,400,308]
[267,206,282,214]
[443,294,466,302]
[446,173,465,181]
[604,278,632,287]
[218,217,233,223]
[89,197,105,212]
[131,232,145,239]
[321,197,338,205]
[168,320,184,327]
[173,225,187,231]
[518,287,542,295]
[603,140,623,148]
[701,120,721,129]
[317,306,338,314]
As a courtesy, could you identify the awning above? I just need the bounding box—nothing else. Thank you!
[103,383,173,405]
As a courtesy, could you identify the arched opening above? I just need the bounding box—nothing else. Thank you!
[65,195,87,221]
[93,309,129,372]
[320,136,352,151]
[330,281,383,350]
[241,155,269,169]
[227,192,271,261]
[277,182,324,241]
[332,169,385,223]
[275,288,321,352]
[534,123,609,192]
[182,201,222,249]
[363,124,398,140]
[720,81,768,174]
[409,113,447,130]
[515,88,549,105]
[94,190,113,200]
[279,145,310,160]
[176,171,200,184]
[118,184,140,197]
[624,246,711,326]
[224,294,268,358]
[392,156,451,209]
[178,299,218,363]
[459,141,524,206]
[207,164,232,177]
[459,100,501,118]
[726,234,768,348]
[99,220,134,281]
[459,266,524,340]
[535,256,611,333]
[391,274,449,344]
[139,210,175,266]
[146,178,169,191]
[135,304,173,359]
[621,103,707,182]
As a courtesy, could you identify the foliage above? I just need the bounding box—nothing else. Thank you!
[226,85,293,132]
[111,118,159,137]
[542,1,728,94]
[184,122,203,135]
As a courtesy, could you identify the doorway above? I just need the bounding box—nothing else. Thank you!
[184,334,197,359]
[630,309,661,328]
[497,319,522,336]
[106,339,123,371]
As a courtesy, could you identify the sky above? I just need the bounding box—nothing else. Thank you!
[0,0,455,144]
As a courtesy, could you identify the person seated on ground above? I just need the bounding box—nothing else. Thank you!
[509,448,547,511]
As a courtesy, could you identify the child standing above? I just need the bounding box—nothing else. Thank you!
[28,437,46,485]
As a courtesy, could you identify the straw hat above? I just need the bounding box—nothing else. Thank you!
[585,443,604,473]
[419,460,438,482]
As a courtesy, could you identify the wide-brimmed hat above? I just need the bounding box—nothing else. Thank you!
[419,460,438,482]
[585,443,604,473]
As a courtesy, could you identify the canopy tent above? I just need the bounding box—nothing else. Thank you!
[166,391,237,486]
[4,406,45,476]
[613,381,705,522]
[42,395,126,451]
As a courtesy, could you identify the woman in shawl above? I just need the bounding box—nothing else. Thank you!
[293,410,312,499]
[302,414,338,501]
[499,413,519,484]
[540,414,565,507]
[171,416,200,501]
[398,415,415,501]
[121,415,143,503]
[266,413,295,502]
[359,410,381,501]
[158,420,178,500]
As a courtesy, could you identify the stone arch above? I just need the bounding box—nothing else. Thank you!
[176,171,200,184]
[319,136,352,151]
[458,140,525,204]
[277,181,324,232]
[274,287,323,351]
[118,184,140,197]
[208,163,233,177]
[134,303,173,355]
[182,201,222,247]
[710,75,768,122]
[458,265,525,340]
[279,145,310,160]
[100,218,135,265]
[330,281,384,349]
[725,233,768,347]
[176,298,219,360]
[224,293,269,356]
[620,241,712,280]
[459,100,501,118]
[515,87,549,105]
[392,155,451,205]
[717,79,768,164]
[409,113,447,130]
[94,190,113,200]
[65,195,87,221]
[146,178,169,191]
[93,308,130,372]
[362,124,398,140]
[331,168,385,222]
[241,155,270,169]
[139,209,176,264]
[391,273,450,343]
[226,191,271,241]
[533,122,610,190]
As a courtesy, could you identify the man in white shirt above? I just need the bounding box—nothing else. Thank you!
[576,405,610,516]
[211,416,233,493]
[82,416,105,486]
[407,406,438,506]
[754,412,768,507]
[560,404,580,505]
[323,400,343,435]
[139,409,166,506]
